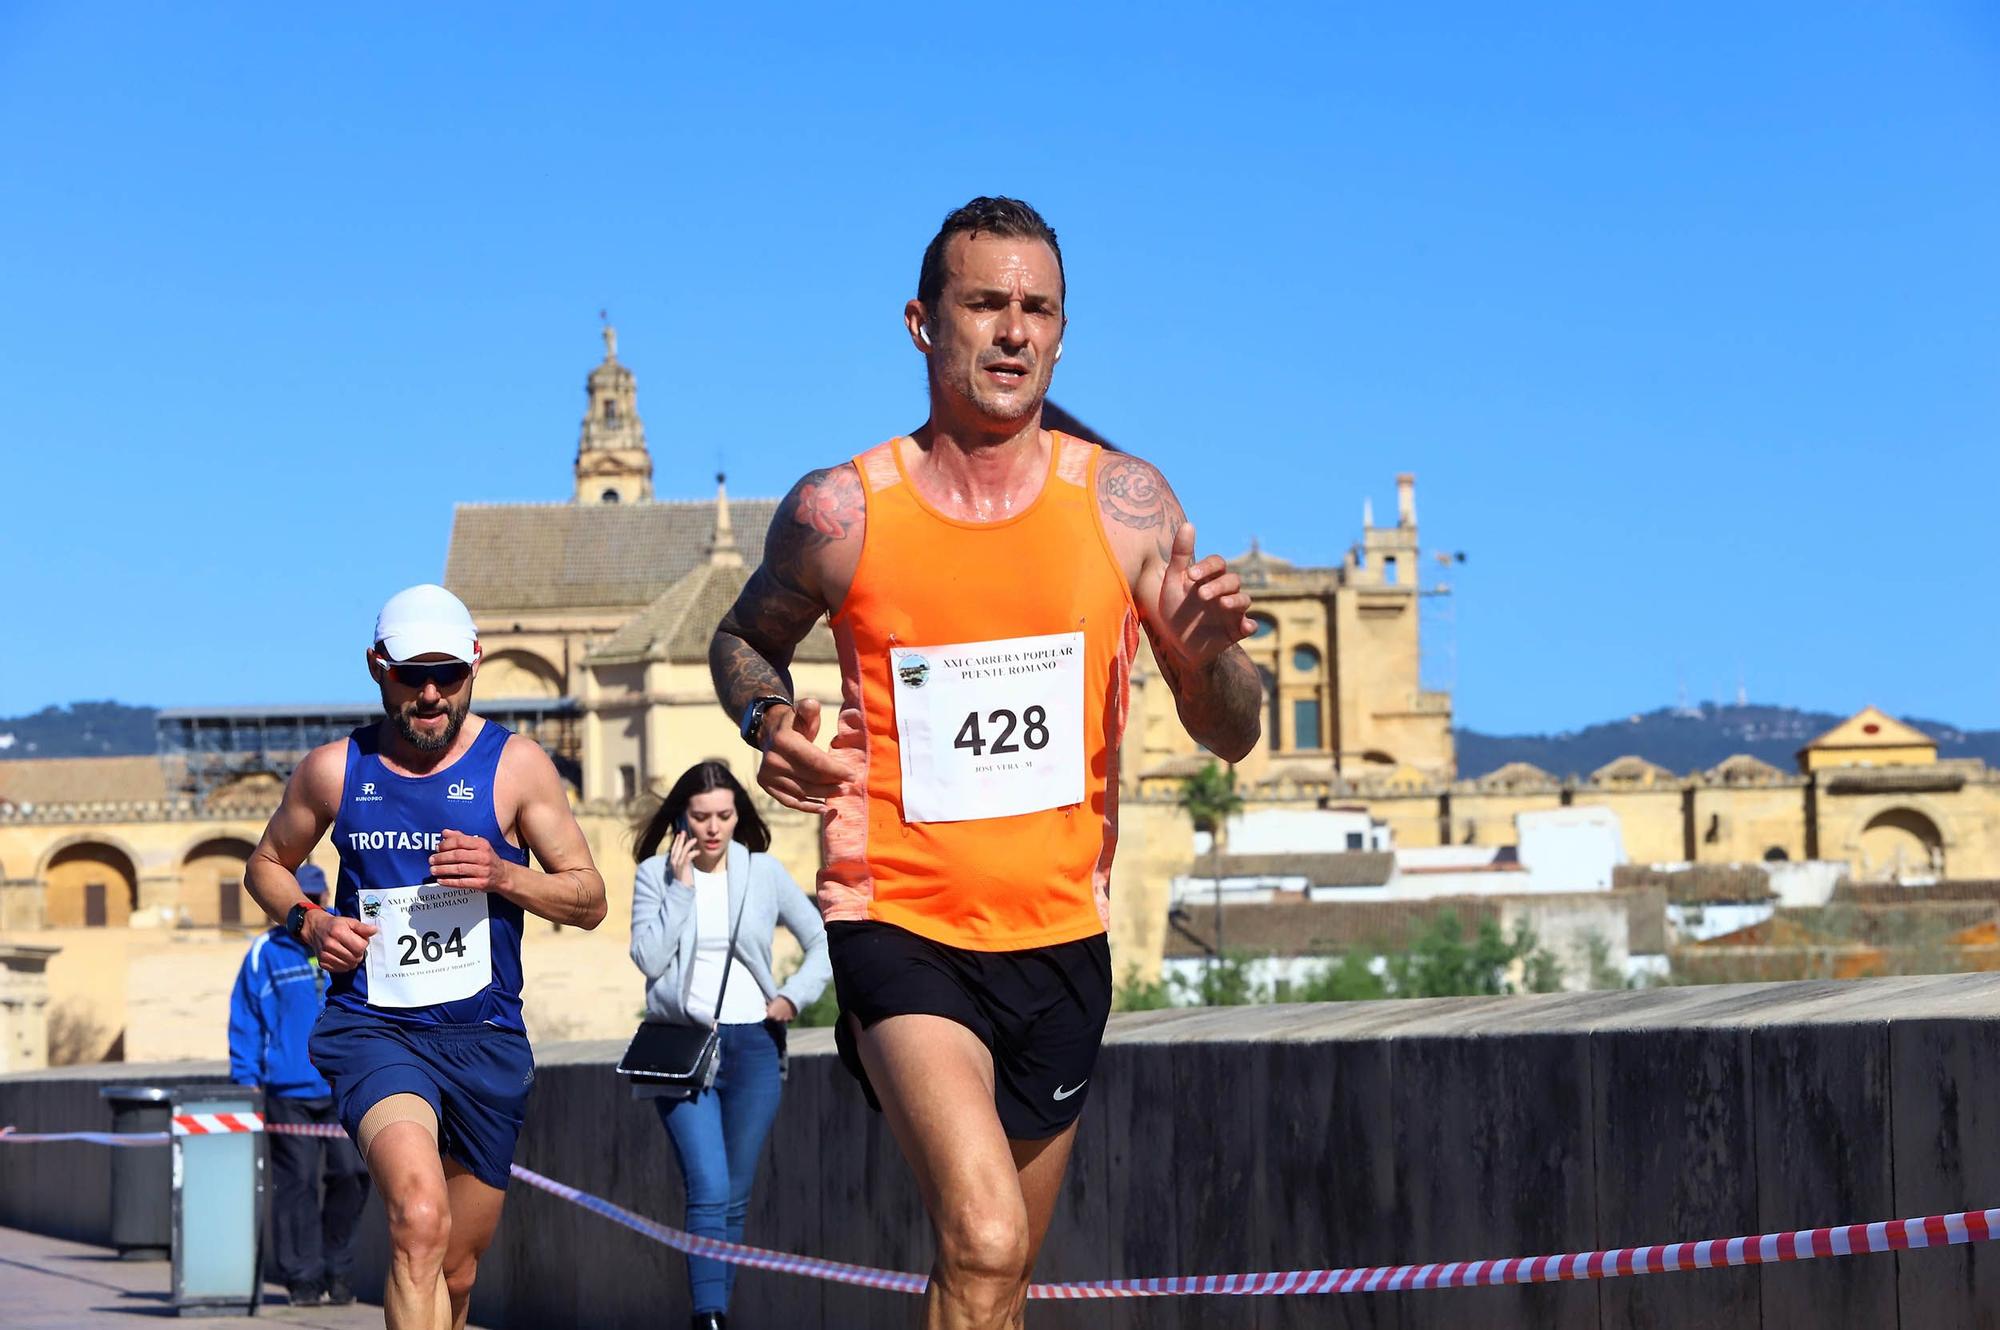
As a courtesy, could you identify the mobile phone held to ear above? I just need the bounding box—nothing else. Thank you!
[677,812,692,843]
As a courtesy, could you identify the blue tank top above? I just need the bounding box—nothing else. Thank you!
[327,719,530,1030]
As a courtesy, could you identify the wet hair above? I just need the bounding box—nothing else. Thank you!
[916,196,1065,316]
[632,760,771,861]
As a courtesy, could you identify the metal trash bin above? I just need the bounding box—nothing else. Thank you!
[170,1083,268,1315]
[99,1084,173,1261]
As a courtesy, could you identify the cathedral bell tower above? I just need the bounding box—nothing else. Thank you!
[573,322,654,504]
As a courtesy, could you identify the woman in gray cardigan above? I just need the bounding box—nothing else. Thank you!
[629,760,829,1330]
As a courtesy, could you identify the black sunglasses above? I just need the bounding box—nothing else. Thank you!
[378,658,472,690]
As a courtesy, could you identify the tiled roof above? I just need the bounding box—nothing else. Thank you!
[1837,879,2000,905]
[587,561,836,665]
[443,499,782,614]
[1165,896,1509,959]
[0,756,169,806]
[1615,863,1774,903]
[1165,890,1664,960]
[1696,902,1996,948]
[1211,851,1396,888]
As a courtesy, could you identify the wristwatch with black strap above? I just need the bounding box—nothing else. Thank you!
[285,899,322,943]
[739,695,793,749]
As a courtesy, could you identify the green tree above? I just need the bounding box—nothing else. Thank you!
[1169,949,1265,1006]
[1383,913,1565,998]
[1177,760,1244,982]
[1292,951,1391,1003]
[1112,964,1174,1012]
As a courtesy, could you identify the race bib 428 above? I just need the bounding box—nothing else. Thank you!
[890,631,1086,824]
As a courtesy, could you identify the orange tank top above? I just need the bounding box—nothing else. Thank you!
[819,433,1139,951]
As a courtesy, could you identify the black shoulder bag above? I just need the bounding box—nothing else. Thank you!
[616,876,751,1096]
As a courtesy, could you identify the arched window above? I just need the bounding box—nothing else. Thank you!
[1292,644,1321,674]
[44,843,140,928]
[182,837,257,928]
[604,399,622,424]
[1763,846,1790,863]
[600,489,621,504]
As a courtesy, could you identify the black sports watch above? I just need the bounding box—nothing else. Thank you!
[285,901,317,943]
[739,695,793,749]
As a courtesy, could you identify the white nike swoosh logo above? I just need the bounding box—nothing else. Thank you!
[1052,1081,1086,1101]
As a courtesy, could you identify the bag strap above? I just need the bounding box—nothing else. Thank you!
[710,858,753,1017]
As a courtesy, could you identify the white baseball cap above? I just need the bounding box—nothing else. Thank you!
[373,584,479,664]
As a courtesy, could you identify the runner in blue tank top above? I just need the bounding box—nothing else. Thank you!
[245,584,606,1330]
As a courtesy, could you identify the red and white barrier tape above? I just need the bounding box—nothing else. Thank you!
[172,1112,263,1135]
[7,1121,1995,1298]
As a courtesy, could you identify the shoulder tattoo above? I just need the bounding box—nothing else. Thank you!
[1097,454,1186,563]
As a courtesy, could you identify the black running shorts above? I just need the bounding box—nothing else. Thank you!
[828,919,1113,1141]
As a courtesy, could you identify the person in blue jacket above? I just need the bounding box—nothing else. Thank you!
[228,863,370,1308]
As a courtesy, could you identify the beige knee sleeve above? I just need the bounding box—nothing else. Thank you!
[356,1092,439,1164]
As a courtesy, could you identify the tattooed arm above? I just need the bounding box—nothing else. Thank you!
[710,463,865,810]
[1098,454,1263,762]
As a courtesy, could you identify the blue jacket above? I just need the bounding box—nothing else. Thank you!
[228,926,333,1099]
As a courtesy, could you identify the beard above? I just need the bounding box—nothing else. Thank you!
[385,689,470,753]
[941,355,1049,430]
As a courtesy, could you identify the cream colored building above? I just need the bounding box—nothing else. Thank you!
[2,330,1994,1069]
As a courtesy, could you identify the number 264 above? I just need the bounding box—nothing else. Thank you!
[397,928,467,966]
[953,706,1050,757]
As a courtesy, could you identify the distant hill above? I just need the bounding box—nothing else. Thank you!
[1456,704,2000,781]
[6,697,1996,782]
[0,702,158,759]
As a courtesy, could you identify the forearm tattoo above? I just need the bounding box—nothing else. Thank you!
[1147,629,1264,758]
[709,464,861,714]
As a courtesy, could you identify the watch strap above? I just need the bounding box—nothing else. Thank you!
[739,695,792,748]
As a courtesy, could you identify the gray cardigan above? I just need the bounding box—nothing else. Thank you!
[629,840,831,1025]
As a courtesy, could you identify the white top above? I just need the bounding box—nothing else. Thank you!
[685,866,766,1025]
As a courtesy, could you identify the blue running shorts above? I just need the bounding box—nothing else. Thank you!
[308,1005,533,1189]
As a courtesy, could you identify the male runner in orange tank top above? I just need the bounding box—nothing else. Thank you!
[710,197,1262,1330]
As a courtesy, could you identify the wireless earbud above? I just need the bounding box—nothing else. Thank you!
[1054,342,1063,362]
[918,326,932,346]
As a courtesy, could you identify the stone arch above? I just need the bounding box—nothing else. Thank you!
[1858,807,1944,882]
[42,840,140,928]
[35,831,146,882]
[479,649,565,701]
[180,836,259,929]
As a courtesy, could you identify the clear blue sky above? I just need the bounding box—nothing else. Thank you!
[3,4,1996,733]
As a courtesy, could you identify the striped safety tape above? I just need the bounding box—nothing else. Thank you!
[10,1122,1999,1298]
[172,1112,264,1136]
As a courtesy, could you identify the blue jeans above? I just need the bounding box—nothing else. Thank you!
[655,1021,785,1314]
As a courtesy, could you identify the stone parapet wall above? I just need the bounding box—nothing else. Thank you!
[7,974,2000,1327]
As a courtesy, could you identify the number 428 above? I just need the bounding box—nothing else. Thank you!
[397,928,468,966]
[953,706,1050,757]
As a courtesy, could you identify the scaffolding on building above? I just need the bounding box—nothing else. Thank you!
[156,700,585,801]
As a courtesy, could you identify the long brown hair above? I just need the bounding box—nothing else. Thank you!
[633,760,771,861]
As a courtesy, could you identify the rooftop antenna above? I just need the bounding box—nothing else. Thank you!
[1421,549,1464,696]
